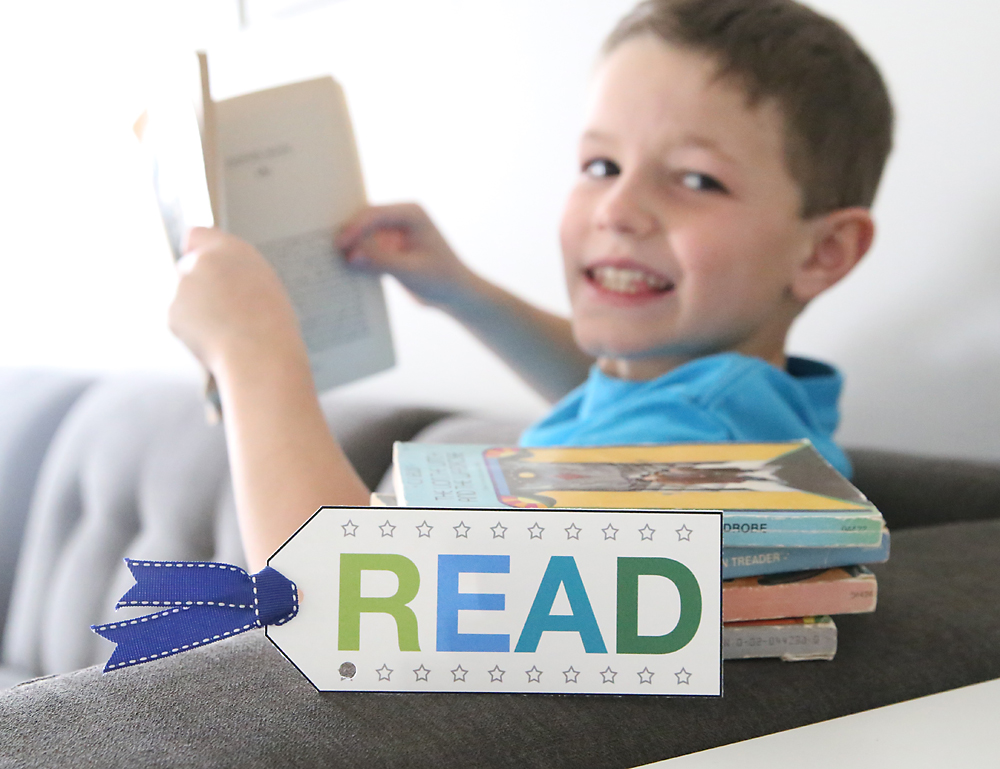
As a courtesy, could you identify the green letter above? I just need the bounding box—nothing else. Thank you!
[339,554,421,651]
[617,557,701,654]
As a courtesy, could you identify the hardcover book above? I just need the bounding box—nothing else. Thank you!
[392,441,885,548]
[722,566,877,622]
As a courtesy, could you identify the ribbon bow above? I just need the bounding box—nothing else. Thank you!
[91,559,298,672]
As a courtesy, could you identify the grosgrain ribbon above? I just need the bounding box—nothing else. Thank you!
[91,559,298,672]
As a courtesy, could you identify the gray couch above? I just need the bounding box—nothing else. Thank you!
[0,369,998,767]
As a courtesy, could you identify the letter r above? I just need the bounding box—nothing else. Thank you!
[338,554,421,651]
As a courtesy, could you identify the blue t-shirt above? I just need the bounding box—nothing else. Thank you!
[519,352,852,478]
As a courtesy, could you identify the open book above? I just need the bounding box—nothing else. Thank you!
[136,52,395,409]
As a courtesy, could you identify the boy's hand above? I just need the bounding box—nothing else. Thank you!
[169,227,303,374]
[339,203,592,403]
[336,203,475,308]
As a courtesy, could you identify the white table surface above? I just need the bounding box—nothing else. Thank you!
[639,677,1000,768]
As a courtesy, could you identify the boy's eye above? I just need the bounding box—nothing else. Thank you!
[583,158,620,178]
[680,171,727,193]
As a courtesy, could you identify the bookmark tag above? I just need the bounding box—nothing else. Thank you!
[267,505,722,696]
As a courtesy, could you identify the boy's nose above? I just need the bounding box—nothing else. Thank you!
[595,174,657,237]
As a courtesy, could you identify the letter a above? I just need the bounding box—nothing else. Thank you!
[514,556,607,653]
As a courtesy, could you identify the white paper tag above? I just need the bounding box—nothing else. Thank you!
[267,506,722,696]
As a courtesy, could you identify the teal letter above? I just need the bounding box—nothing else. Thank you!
[339,554,420,651]
[617,557,701,654]
[514,556,607,653]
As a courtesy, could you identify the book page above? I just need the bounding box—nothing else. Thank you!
[214,77,394,391]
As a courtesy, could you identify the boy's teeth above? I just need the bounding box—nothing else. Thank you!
[591,266,672,294]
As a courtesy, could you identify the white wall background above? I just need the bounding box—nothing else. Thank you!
[0,0,997,461]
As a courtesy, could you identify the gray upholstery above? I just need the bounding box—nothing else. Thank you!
[1,375,241,686]
[0,370,447,688]
[849,447,1000,530]
[1,518,998,768]
[0,370,92,643]
[0,368,998,765]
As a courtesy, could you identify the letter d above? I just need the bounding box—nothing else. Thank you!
[617,557,701,654]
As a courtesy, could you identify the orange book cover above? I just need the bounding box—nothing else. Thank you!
[722,566,877,622]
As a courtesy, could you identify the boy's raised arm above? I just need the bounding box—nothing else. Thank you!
[171,228,370,572]
[337,204,594,403]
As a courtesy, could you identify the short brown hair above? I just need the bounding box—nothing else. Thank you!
[604,0,893,217]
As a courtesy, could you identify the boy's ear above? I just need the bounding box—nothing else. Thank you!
[792,208,874,302]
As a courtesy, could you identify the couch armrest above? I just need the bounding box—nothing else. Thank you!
[320,395,453,491]
[848,448,1000,530]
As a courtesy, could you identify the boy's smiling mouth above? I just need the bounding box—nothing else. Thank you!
[584,262,675,297]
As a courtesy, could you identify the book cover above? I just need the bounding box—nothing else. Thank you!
[722,566,877,622]
[134,52,217,262]
[722,616,837,661]
[392,441,885,547]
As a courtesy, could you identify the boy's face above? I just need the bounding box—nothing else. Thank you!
[561,36,814,378]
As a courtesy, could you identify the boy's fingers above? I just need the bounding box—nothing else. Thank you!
[336,203,423,249]
[344,228,412,267]
[182,225,220,254]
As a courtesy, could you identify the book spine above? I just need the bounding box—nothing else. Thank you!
[722,568,878,622]
[721,513,884,547]
[723,617,837,661]
[722,531,890,578]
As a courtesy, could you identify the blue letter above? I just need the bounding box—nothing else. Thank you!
[514,556,607,653]
[437,554,510,652]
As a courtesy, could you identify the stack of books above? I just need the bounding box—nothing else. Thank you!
[378,440,888,662]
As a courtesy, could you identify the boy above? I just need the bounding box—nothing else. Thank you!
[169,0,893,571]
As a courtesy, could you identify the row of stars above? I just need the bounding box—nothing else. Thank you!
[369,663,693,686]
[342,519,694,542]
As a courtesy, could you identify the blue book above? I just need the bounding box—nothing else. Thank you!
[722,529,890,578]
[392,441,886,548]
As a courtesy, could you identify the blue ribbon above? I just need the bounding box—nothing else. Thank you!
[91,559,298,672]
